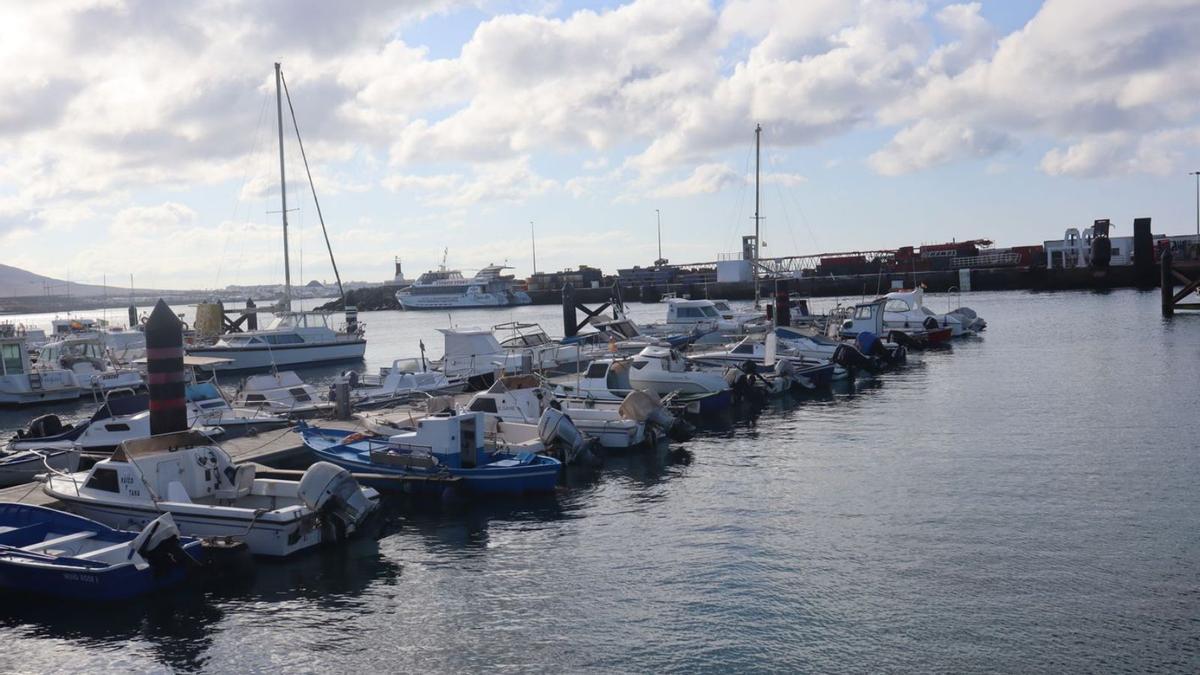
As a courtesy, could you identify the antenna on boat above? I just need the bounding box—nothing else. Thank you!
[274,62,293,313]
[530,221,537,274]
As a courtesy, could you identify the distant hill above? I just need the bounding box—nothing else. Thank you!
[0,263,113,297]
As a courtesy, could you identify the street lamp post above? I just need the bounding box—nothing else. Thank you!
[655,209,662,264]
[1190,171,1200,240]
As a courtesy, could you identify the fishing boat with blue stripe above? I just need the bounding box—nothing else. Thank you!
[0,504,202,601]
[297,412,561,496]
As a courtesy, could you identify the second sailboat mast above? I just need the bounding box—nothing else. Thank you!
[275,62,293,312]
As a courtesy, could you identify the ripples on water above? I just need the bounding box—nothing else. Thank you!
[0,289,1198,672]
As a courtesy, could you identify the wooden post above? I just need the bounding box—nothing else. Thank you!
[1161,248,1173,317]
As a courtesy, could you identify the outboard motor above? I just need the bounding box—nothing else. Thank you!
[21,414,67,440]
[948,307,987,333]
[129,513,198,574]
[888,330,920,349]
[922,316,940,330]
[619,389,691,439]
[537,408,590,464]
[832,342,874,375]
[298,462,376,541]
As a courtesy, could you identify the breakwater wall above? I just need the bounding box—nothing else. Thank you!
[316,265,1150,312]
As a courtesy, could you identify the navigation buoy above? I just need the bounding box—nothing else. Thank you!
[146,299,188,435]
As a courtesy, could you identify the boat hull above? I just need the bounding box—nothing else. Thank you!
[396,291,532,310]
[303,430,560,496]
[43,490,325,558]
[188,340,366,372]
[0,449,79,487]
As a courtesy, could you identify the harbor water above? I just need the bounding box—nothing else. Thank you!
[1,289,1198,672]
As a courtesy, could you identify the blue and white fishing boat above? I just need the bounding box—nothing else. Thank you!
[0,504,202,600]
[298,413,561,496]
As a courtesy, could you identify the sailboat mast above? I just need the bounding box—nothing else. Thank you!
[531,221,537,274]
[275,62,293,312]
[753,123,762,308]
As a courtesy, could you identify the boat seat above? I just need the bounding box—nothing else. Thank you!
[75,540,130,561]
[213,464,254,501]
[22,531,96,552]
[165,481,192,503]
[516,451,536,465]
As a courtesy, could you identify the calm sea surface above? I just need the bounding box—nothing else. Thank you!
[0,289,1198,672]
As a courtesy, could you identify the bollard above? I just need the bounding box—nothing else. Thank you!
[146,299,188,435]
[334,377,352,420]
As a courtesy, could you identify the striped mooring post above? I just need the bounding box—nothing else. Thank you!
[146,299,188,435]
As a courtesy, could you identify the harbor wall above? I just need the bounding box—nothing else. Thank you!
[311,265,1154,313]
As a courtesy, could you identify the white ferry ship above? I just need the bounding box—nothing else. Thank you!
[395,264,532,310]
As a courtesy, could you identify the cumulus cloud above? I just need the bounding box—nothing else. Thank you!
[383,156,556,207]
[876,0,1200,176]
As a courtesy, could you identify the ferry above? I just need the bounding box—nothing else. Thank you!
[395,263,532,310]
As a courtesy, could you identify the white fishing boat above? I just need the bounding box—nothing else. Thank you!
[36,337,144,394]
[42,430,380,557]
[0,336,84,405]
[396,262,532,310]
[640,298,721,337]
[344,359,466,409]
[49,318,146,361]
[234,370,333,417]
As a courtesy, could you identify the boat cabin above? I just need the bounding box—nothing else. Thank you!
[383,412,485,469]
[665,299,720,326]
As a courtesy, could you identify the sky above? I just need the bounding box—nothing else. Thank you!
[1,0,1198,290]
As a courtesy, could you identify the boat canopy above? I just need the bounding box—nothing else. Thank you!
[111,430,214,461]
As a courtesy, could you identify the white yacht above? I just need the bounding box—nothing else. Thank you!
[188,312,366,371]
[395,263,532,310]
[0,336,84,405]
[43,430,380,557]
[36,337,144,393]
[494,322,582,372]
[435,327,531,389]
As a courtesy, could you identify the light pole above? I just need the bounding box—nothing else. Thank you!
[530,220,537,274]
[655,209,662,264]
[1190,171,1200,240]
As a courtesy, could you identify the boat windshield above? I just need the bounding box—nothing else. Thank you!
[701,306,719,318]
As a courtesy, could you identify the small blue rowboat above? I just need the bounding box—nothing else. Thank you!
[297,413,561,496]
[0,503,203,601]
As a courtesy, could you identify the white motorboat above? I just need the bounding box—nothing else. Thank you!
[464,376,657,450]
[0,336,83,405]
[435,328,531,389]
[8,383,285,455]
[880,288,985,337]
[49,318,146,362]
[494,322,583,372]
[344,359,466,409]
[43,430,380,557]
[188,312,366,371]
[396,262,532,310]
[627,346,732,397]
[640,298,721,337]
[709,300,770,333]
[36,337,144,394]
[687,337,848,382]
[234,370,333,418]
[0,447,80,488]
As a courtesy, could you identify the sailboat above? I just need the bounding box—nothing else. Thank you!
[189,63,366,372]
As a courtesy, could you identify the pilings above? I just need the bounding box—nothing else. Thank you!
[1160,248,1200,317]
